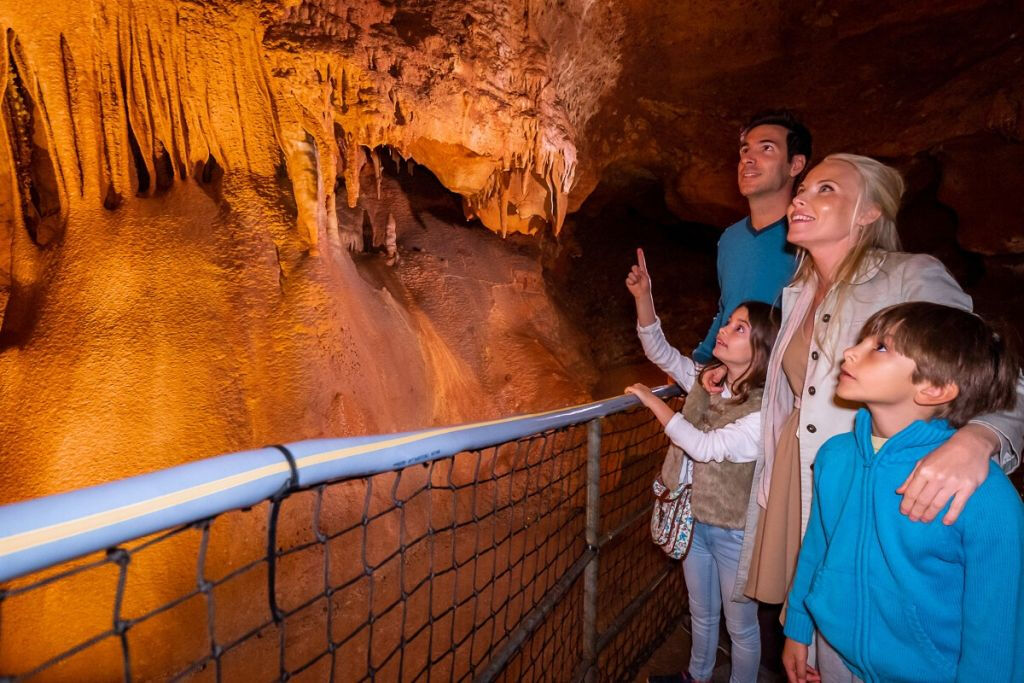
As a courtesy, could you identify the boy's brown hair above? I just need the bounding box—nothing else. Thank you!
[857,302,1020,427]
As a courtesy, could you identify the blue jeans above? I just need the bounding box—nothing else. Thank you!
[682,522,761,683]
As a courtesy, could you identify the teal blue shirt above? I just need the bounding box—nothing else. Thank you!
[693,216,796,364]
[785,409,1024,682]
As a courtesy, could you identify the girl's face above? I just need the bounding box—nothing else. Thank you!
[713,306,754,368]
[786,159,873,252]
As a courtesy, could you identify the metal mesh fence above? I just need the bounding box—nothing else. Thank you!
[0,400,686,682]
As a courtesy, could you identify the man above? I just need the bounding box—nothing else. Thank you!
[692,111,811,364]
[644,111,810,683]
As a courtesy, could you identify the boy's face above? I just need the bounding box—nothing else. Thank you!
[837,335,922,407]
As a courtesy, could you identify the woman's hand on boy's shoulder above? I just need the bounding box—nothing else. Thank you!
[897,423,999,525]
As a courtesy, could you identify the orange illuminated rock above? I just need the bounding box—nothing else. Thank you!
[2,0,1024,677]
[0,0,615,502]
[0,5,602,674]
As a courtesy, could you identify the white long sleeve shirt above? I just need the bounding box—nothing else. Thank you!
[637,317,761,464]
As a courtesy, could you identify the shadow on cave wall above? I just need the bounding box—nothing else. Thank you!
[896,151,1024,350]
[544,166,721,397]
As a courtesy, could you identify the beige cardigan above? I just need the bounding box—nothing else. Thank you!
[731,250,1024,602]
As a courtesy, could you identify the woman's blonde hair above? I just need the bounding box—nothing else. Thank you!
[792,153,904,287]
[791,153,905,356]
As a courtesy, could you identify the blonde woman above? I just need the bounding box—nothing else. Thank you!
[715,154,1024,622]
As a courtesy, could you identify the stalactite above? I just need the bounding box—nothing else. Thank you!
[389,145,401,173]
[498,173,509,238]
[0,0,613,255]
[4,32,65,246]
[0,29,15,334]
[58,35,84,198]
[370,145,382,199]
[342,131,361,208]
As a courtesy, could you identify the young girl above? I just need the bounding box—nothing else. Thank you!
[625,248,780,683]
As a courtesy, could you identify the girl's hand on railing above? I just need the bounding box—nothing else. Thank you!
[625,383,656,405]
[626,383,676,428]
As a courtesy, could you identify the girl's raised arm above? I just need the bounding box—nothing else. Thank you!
[628,248,699,391]
[626,248,656,326]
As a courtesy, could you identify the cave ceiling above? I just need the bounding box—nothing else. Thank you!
[3,0,1022,254]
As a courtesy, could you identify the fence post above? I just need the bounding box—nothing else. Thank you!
[582,417,602,682]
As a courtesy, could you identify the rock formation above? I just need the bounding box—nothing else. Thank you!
[0,0,620,505]
[1,0,1023,676]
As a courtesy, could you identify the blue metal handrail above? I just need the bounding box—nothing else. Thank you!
[0,385,681,584]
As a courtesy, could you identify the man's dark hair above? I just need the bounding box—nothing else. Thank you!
[741,109,812,164]
[857,302,1021,428]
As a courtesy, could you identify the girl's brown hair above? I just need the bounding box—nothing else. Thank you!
[698,300,781,404]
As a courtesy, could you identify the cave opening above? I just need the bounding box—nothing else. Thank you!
[337,144,467,261]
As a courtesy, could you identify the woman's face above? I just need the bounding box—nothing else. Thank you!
[786,159,869,252]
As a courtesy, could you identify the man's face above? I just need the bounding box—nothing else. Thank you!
[737,124,800,199]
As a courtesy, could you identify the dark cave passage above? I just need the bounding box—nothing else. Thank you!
[546,166,722,396]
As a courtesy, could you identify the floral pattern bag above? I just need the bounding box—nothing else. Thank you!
[650,444,695,559]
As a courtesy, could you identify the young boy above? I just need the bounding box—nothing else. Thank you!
[781,302,1024,683]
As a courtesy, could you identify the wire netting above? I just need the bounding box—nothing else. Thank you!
[0,401,687,682]
[591,403,689,682]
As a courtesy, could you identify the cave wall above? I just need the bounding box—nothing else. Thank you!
[558,0,1024,382]
[581,0,1024,247]
[1,0,1021,511]
[0,0,607,505]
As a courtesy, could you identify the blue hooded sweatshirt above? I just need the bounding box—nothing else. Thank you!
[784,409,1024,682]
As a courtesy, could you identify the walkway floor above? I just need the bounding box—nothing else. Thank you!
[635,612,786,683]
